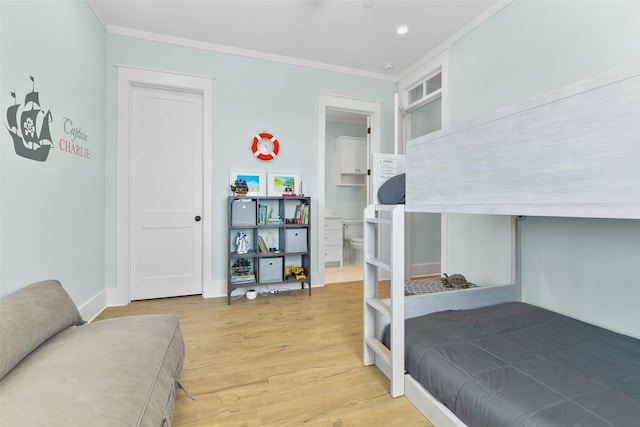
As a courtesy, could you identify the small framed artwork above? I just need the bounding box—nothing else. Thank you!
[229,170,266,196]
[267,172,301,196]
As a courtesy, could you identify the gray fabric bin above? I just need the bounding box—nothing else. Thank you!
[285,229,307,253]
[231,199,256,226]
[259,257,283,282]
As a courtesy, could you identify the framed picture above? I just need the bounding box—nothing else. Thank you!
[267,172,301,196]
[229,170,266,196]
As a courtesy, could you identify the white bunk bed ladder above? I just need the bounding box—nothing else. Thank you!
[363,204,405,397]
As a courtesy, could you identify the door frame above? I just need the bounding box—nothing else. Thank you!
[111,65,213,306]
[317,94,381,286]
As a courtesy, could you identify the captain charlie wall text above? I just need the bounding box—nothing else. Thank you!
[59,117,89,159]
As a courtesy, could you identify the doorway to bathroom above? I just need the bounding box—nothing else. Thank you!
[317,95,382,285]
[324,111,368,283]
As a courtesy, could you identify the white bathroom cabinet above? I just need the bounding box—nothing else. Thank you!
[323,216,343,266]
[336,136,367,186]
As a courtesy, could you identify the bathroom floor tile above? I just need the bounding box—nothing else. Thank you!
[324,262,363,284]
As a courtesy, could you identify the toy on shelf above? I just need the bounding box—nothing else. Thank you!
[231,258,251,274]
[285,265,306,281]
[235,232,250,254]
[230,179,248,196]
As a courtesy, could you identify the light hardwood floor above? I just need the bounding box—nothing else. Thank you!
[96,282,432,426]
[324,262,363,284]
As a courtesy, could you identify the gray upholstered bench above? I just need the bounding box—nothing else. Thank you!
[0,280,185,426]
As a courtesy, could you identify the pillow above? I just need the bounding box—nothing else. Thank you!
[377,173,406,204]
[0,280,85,380]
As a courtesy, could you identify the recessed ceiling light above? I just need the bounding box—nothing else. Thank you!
[396,25,409,35]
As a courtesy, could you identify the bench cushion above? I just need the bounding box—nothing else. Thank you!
[0,314,184,426]
[0,280,84,380]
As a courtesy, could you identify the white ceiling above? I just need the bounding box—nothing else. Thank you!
[88,0,502,80]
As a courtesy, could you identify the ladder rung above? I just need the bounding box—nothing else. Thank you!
[366,217,391,225]
[366,257,390,271]
[373,204,401,212]
[366,298,391,317]
[366,337,391,365]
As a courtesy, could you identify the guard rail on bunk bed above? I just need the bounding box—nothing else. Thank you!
[362,205,519,399]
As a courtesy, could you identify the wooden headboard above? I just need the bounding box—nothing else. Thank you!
[406,62,640,219]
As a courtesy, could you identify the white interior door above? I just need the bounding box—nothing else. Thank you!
[130,85,203,300]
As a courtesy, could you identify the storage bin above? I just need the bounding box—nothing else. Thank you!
[285,228,308,253]
[231,199,256,226]
[259,257,283,283]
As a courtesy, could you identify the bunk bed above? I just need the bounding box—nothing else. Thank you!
[363,61,640,426]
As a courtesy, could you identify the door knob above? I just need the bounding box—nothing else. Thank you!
[195,216,201,222]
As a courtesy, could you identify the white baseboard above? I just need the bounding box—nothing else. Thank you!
[106,284,129,307]
[202,278,225,298]
[102,274,321,306]
[411,262,441,278]
[377,263,441,282]
[78,289,107,323]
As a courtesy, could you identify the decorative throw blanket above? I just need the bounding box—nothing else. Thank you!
[404,277,477,296]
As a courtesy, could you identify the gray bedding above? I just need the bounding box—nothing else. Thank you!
[392,302,640,426]
[377,173,405,204]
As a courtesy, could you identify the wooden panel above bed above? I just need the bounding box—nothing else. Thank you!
[406,62,640,219]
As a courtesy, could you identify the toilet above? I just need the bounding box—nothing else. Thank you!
[343,220,364,265]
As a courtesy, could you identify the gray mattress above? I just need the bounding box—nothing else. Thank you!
[390,302,640,426]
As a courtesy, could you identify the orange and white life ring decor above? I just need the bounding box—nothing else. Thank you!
[252,132,279,161]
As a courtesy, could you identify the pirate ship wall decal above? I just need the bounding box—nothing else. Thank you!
[5,76,54,162]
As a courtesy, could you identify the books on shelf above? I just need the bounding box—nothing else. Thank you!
[257,236,269,253]
[230,274,256,284]
[258,204,266,225]
[258,203,284,225]
[257,201,308,225]
[294,203,309,224]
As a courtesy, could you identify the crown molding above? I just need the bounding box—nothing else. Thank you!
[89,0,512,84]
[107,25,397,82]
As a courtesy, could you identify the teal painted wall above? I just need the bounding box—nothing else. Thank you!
[519,217,640,334]
[0,1,106,305]
[410,213,440,268]
[447,0,640,337]
[450,0,640,124]
[1,1,396,304]
[103,35,397,288]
